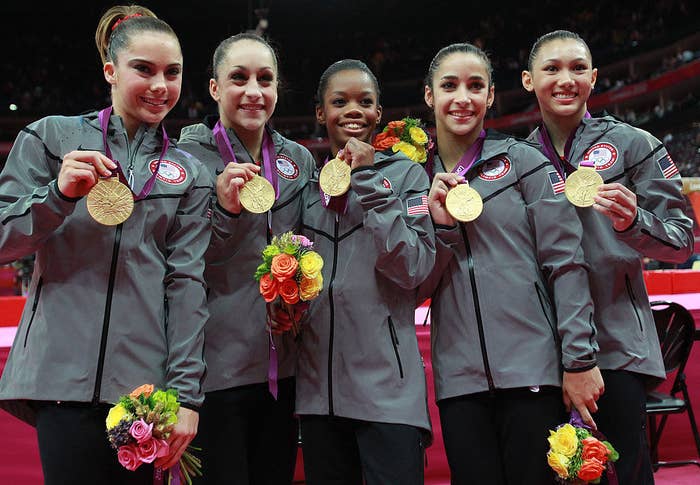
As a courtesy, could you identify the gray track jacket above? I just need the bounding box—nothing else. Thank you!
[528,116,694,383]
[420,131,598,402]
[0,112,212,425]
[178,119,314,391]
[296,152,436,433]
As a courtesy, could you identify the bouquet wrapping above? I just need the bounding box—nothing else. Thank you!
[254,232,324,397]
[547,409,619,484]
[106,384,201,485]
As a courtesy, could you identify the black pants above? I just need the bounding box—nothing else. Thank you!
[300,415,424,485]
[35,401,153,485]
[438,387,564,485]
[191,377,297,485]
[595,370,654,485]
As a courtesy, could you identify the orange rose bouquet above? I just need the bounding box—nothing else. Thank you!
[372,117,431,163]
[254,231,324,335]
[547,410,619,484]
[105,384,201,484]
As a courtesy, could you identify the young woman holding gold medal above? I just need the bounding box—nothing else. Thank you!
[294,59,435,485]
[522,30,695,484]
[420,43,604,484]
[0,5,211,483]
[177,33,315,484]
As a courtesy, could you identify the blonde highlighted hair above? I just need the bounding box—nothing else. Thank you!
[95,5,178,65]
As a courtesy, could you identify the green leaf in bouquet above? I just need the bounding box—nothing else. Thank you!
[254,263,270,281]
[262,245,281,264]
[603,441,619,462]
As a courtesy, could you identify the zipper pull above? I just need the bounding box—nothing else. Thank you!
[127,167,134,189]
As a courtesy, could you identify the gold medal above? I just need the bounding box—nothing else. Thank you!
[565,166,604,207]
[319,157,351,197]
[86,177,134,226]
[239,174,276,213]
[445,183,483,222]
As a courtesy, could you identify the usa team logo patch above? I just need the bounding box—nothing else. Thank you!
[382,177,393,190]
[149,160,187,185]
[478,157,511,181]
[275,155,299,180]
[548,171,565,195]
[658,154,679,179]
[406,195,429,216]
[583,143,618,171]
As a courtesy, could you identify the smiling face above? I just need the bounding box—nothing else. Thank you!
[522,38,597,125]
[104,30,182,138]
[210,39,278,135]
[316,69,382,155]
[425,52,494,141]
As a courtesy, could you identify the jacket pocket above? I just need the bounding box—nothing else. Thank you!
[625,274,644,334]
[535,282,558,344]
[388,317,404,379]
[23,277,43,348]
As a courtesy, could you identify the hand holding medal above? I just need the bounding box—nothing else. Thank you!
[428,172,465,226]
[592,182,638,231]
[216,162,260,214]
[58,150,116,198]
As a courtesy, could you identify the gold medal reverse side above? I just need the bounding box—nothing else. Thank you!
[319,158,351,197]
[239,174,276,214]
[86,177,134,226]
[445,183,483,222]
[565,166,604,207]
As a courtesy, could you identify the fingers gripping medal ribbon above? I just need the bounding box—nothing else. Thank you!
[213,120,279,214]
[87,107,169,225]
[565,160,604,207]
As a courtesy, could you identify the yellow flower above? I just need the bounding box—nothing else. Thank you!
[300,273,323,301]
[414,145,427,163]
[106,403,128,430]
[299,251,324,279]
[409,126,428,145]
[548,424,579,458]
[393,141,418,161]
[547,451,570,478]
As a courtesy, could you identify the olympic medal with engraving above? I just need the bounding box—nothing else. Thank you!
[445,183,483,222]
[319,157,351,197]
[240,174,276,213]
[86,177,134,226]
[565,166,604,207]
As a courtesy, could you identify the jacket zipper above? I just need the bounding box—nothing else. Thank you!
[388,317,404,378]
[327,212,340,415]
[460,224,494,391]
[23,278,43,348]
[92,224,123,404]
[625,274,644,333]
[93,131,140,404]
[125,131,146,188]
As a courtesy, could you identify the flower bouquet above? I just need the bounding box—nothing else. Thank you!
[373,117,431,163]
[106,384,201,485]
[547,410,619,484]
[254,232,324,335]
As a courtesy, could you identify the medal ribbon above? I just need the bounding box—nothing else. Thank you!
[319,156,349,215]
[212,120,279,199]
[451,130,486,179]
[537,111,591,178]
[98,107,168,200]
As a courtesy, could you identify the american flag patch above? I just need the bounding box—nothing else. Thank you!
[658,154,679,179]
[548,171,565,194]
[406,195,429,215]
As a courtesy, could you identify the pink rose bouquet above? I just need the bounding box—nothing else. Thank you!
[106,384,201,484]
